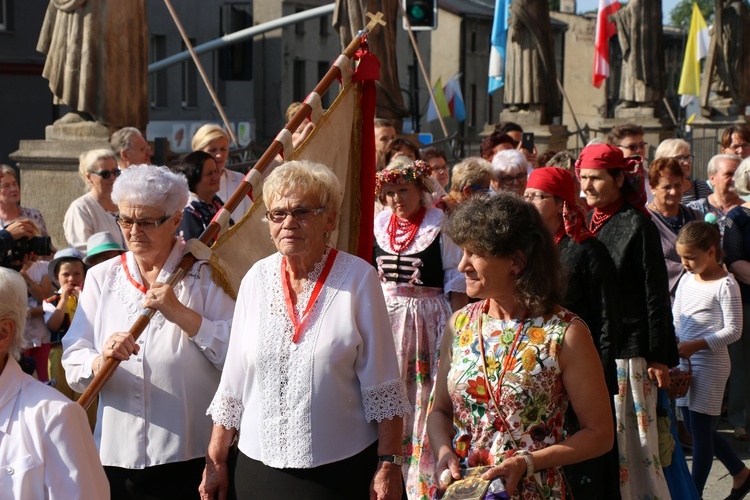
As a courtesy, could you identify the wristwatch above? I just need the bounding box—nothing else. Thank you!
[378,455,405,466]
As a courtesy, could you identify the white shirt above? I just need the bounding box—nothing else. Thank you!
[0,357,109,499]
[219,169,253,222]
[63,192,125,254]
[207,250,411,468]
[62,240,234,468]
[24,260,51,347]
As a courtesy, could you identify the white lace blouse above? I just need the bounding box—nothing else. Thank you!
[207,249,411,469]
[61,240,234,469]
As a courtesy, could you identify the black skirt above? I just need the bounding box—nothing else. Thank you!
[233,441,379,499]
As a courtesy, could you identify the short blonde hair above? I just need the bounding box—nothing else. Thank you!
[1,164,17,180]
[192,124,230,151]
[655,138,690,159]
[263,161,342,227]
[78,149,118,186]
[450,157,492,192]
[285,102,303,122]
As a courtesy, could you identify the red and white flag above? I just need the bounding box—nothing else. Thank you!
[592,0,620,88]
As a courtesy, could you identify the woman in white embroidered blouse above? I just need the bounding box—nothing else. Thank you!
[62,165,235,499]
[200,161,411,500]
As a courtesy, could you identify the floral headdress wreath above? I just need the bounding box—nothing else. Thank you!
[374,159,434,197]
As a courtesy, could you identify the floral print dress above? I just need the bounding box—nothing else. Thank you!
[446,301,573,500]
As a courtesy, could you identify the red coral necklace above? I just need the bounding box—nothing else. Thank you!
[387,206,426,254]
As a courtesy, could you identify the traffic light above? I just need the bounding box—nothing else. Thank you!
[402,0,437,31]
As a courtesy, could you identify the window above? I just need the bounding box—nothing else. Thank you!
[295,7,305,35]
[219,3,253,81]
[0,0,11,31]
[293,59,306,102]
[181,39,198,108]
[319,13,329,37]
[318,61,330,108]
[149,35,168,108]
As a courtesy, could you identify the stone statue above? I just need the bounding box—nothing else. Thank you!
[611,0,665,108]
[37,0,148,131]
[333,0,409,128]
[701,0,750,114]
[504,0,560,124]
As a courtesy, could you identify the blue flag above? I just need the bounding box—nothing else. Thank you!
[488,0,511,93]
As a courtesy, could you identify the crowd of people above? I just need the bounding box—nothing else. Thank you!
[2,119,750,500]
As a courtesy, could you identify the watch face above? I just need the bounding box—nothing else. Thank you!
[393,455,405,466]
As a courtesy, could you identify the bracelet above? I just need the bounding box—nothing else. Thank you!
[515,450,535,477]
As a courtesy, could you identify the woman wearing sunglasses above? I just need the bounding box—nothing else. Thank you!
[63,148,125,254]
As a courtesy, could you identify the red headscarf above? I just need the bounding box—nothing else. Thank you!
[574,143,650,225]
[527,167,593,244]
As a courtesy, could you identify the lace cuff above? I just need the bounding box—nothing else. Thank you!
[361,378,412,423]
[444,269,466,295]
[206,391,244,430]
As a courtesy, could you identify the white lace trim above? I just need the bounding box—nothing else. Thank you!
[107,243,200,331]
[361,378,412,423]
[256,249,351,469]
[374,207,443,255]
[206,391,244,430]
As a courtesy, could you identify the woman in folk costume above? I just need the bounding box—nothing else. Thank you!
[373,159,467,499]
[525,166,622,498]
[576,143,679,499]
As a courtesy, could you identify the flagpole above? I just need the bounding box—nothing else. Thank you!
[162,0,240,147]
[76,12,387,411]
[398,4,450,139]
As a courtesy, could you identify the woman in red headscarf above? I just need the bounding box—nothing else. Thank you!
[576,144,678,499]
[525,166,622,499]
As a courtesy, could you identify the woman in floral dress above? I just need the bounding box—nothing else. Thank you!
[374,160,466,499]
[428,193,613,499]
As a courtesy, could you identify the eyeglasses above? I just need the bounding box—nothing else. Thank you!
[729,143,750,152]
[672,154,694,163]
[89,169,121,180]
[432,165,449,173]
[498,173,527,184]
[523,193,552,202]
[115,214,172,230]
[265,207,325,223]
[469,185,490,192]
[619,142,648,152]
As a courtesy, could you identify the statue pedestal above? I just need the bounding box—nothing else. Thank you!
[591,109,671,158]
[9,121,111,250]
[494,109,570,152]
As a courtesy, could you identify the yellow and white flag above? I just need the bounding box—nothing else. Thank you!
[678,2,710,108]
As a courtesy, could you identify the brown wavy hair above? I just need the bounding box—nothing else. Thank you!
[443,193,562,315]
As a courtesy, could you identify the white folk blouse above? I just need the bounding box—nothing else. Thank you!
[62,240,234,469]
[207,249,411,469]
[0,357,110,499]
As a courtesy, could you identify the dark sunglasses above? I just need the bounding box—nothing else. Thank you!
[90,169,122,180]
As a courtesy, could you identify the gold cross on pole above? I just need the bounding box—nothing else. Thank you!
[365,11,387,32]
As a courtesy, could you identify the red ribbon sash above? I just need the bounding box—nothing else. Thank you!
[281,248,339,344]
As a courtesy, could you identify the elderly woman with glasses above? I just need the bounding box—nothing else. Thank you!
[173,151,233,242]
[200,161,410,499]
[655,139,712,203]
[524,166,622,498]
[63,149,126,254]
[374,159,466,498]
[62,165,235,499]
[490,149,528,196]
